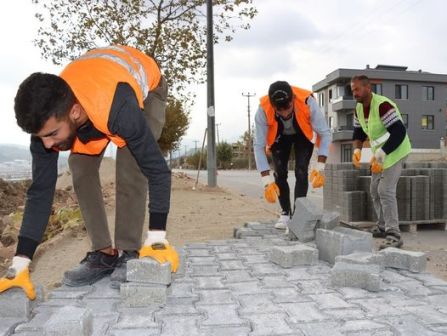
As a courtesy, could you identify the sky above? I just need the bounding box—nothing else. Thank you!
[0,0,446,155]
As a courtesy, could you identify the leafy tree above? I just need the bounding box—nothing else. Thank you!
[187,150,207,170]
[216,141,232,169]
[158,98,189,155]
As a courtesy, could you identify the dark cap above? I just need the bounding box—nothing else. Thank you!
[268,81,293,109]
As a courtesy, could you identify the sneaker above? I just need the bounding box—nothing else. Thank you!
[379,235,403,250]
[110,250,139,289]
[370,226,387,238]
[275,212,290,230]
[63,250,119,287]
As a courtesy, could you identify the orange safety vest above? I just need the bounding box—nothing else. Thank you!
[60,45,161,155]
[260,86,320,148]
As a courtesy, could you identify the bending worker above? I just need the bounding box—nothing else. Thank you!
[0,45,179,299]
[351,75,411,249]
[254,81,331,229]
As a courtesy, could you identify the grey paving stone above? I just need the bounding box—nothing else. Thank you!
[316,211,340,230]
[239,312,297,336]
[309,293,356,310]
[167,281,196,299]
[199,326,251,336]
[270,287,313,304]
[323,308,365,320]
[382,314,445,336]
[120,283,167,308]
[157,315,202,336]
[221,270,254,283]
[43,306,92,336]
[399,271,447,287]
[402,305,447,325]
[107,328,160,336]
[188,256,216,265]
[91,314,119,336]
[127,258,172,285]
[194,276,227,290]
[215,253,239,261]
[0,317,26,336]
[335,252,385,271]
[283,268,321,281]
[219,260,247,270]
[335,286,376,300]
[350,298,407,317]
[234,228,262,239]
[237,294,284,314]
[316,227,373,264]
[339,320,391,333]
[189,265,220,277]
[87,277,120,299]
[289,197,323,242]
[49,286,93,299]
[198,304,247,327]
[331,262,381,292]
[14,312,51,333]
[241,254,268,264]
[226,281,269,296]
[298,279,335,295]
[296,322,343,336]
[249,263,287,276]
[379,247,427,272]
[84,298,120,317]
[392,280,439,297]
[113,314,159,329]
[185,248,212,257]
[196,289,236,305]
[270,245,318,268]
[261,276,294,288]
[0,288,33,319]
[281,302,329,323]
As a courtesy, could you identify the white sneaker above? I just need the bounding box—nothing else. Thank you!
[274,214,290,229]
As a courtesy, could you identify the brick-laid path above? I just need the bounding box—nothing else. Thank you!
[2,222,447,335]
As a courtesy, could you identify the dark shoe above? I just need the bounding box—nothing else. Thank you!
[63,250,119,287]
[110,250,139,289]
[370,226,387,238]
[379,235,403,250]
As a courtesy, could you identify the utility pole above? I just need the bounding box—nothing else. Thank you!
[242,92,256,170]
[215,123,221,145]
[206,0,217,187]
[193,140,199,153]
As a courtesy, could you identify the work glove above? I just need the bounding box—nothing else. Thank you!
[0,256,36,300]
[352,148,362,168]
[370,148,386,174]
[309,162,325,188]
[139,231,179,272]
[262,175,279,203]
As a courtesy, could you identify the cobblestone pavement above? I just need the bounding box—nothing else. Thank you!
[2,222,447,335]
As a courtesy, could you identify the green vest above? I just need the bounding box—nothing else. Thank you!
[356,93,411,169]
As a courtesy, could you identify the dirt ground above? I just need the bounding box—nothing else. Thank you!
[1,158,446,291]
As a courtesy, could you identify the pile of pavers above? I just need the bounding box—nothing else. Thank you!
[324,161,447,224]
[1,203,447,335]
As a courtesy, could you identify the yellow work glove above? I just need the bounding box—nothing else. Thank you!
[262,175,279,203]
[0,256,36,300]
[139,231,179,272]
[370,148,386,174]
[352,148,362,168]
[309,162,325,188]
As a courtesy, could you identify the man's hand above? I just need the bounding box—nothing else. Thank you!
[352,148,362,168]
[309,162,325,188]
[139,231,179,272]
[374,148,386,165]
[0,256,36,300]
[262,175,279,203]
[370,157,384,174]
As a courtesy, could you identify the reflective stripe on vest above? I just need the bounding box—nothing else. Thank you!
[370,131,390,147]
[79,45,149,100]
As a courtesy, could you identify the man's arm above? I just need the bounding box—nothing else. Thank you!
[108,83,171,231]
[352,113,367,149]
[307,96,331,162]
[379,102,407,154]
[253,106,270,175]
[17,136,59,259]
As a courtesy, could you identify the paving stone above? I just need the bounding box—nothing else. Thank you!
[221,270,253,283]
[215,253,239,260]
[350,298,407,317]
[249,263,287,276]
[281,302,329,323]
[392,280,439,297]
[309,293,356,309]
[237,294,284,314]
[340,320,391,333]
[316,227,373,264]
[198,304,247,327]
[283,268,321,281]
[270,287,312,304]
[316,211,340,230]
[379,247,427,272]
[14,312,51,333]
[331,262,381,292]
[84,298,120,317]
[120,283,167,307]
[296,322,343,336]
[323,308,365,320]
[335,252,385,271]
[219,260,247,270]
[270,245,319,268]
[399,271,447,287]
[261,276,294,288]
[157,315,202,336]
[239,312,297,336]
[107,328,161,336]
[241,254,268,264]
[113,313,159,329]
[227,281,269,296]
[289,197,323,242]
[127,258,172,285]
[188,256,216,265]
[43,306,92,336]
[154,304,199,317]
[87,278,120,299]
[199,326,251,336]
[382,314,446,336]
[0,317,27,336]
[189,265,220,276]
[194,276,226,289]
[196,289,236,305]
[402,305,447,324]
[234,228,262,239]
[298,279,335,295]
[335,286,376,300]
[91,314,119,336]
[0,288,34,319]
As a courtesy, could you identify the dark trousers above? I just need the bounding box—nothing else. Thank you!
[270,134,314,214]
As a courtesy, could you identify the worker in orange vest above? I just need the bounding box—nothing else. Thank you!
[254,81,331,229]
[0,45,178,299]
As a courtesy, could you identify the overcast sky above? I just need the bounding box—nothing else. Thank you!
[0,0,445,154]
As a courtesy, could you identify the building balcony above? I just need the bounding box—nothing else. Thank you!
[331,96,356,111]
[332,125,354,142]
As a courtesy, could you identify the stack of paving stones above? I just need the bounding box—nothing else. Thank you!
[324,161,447,226]
[1,214,447,335]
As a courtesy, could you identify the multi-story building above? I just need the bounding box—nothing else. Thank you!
[312,65,447,163]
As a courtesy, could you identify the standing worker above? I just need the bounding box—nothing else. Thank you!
[351,75,411,249]
[254,81,331,229]
[0,45,179,299]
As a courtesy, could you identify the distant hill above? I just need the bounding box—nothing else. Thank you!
[0,144,31,163]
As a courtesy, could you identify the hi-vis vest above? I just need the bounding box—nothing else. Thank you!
[260,86,320,147]
[356,93,411,169]
[60,45,161,155]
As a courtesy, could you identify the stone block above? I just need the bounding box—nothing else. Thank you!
[43,306,92,336]
[270,245,318,268]
[233,228,262,239]
[335,252,385,271]
[120,283,167,307]
[410,176,430,220]
[289,197,323,242]
[340,191,366,221]
[316,211,340,230]
[127,258,171,285]
[379,247,427,272]
[316,227,373,264]
[331,262,381,292]
[0,288,35,319]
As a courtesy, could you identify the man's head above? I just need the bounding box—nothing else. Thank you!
[350,75,372,104]
[268,81,294,117]
[14,73,82,151]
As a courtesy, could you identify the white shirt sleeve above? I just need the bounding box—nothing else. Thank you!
[307,96,331,157]
[253,106,270,173]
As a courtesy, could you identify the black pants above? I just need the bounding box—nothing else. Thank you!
[271,134,314,214]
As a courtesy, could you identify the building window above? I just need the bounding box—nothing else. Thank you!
[401,114,409,128]
[319,92,325,107]
[346,113,353,129]
[328,116,333,129]
[395,84,408,99]
[371,83,382,95]
[423,86,435,100]
[421,115,434,130]
[341,144,352,163]
[329,89,333,100]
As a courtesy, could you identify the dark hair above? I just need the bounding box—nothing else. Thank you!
[351,75,370,85]
[268,81,293,109]
[14,72,75,134]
